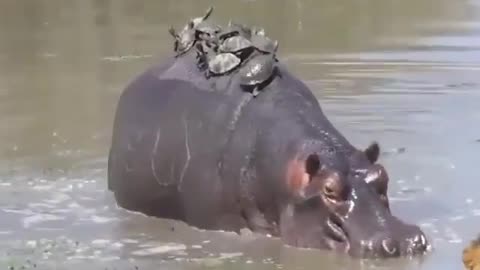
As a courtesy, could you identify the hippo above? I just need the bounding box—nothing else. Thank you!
[107,7,430,258]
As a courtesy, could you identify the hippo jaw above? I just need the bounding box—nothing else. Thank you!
[280,146,430,258]
[330,180,431,258]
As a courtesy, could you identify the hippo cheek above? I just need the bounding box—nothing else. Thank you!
[278,202,350,253]
[283,153,354,252]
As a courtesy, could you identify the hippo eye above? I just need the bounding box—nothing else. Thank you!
[324,187,339,202]
[322,173,349,202]
[324,186,335,198]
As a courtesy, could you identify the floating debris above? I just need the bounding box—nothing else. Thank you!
[131,243,187,256]
[102,55,153,62]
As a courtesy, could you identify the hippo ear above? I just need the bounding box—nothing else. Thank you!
[305,153,320,177]
[364,141,380,164]
[301,154,324,200]
[287,153,321,199]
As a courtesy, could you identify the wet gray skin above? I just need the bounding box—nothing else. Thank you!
[279,146,430,258]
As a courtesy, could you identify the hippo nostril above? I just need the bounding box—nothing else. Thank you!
[409,233,429,253]
[381,238,398,255]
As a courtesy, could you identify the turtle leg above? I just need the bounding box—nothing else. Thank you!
[203,6,214,21]
[252,87,260,97]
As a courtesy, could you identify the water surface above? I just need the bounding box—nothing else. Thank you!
[1,0,480,269]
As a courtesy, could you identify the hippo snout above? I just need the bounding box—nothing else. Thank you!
[364,233,401,257]
[403,229,430,255]
[352,227,429,258]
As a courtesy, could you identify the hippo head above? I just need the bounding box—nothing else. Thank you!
[280,142,430,258]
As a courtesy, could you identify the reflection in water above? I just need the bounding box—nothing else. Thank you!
[0,0,479,269]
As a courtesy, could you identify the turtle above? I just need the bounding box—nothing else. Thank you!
[168,26,196,56]
[251,34,279,54]
[195,20,222,42]
[218,35,255,60]
[177,6,215,44]
[218,21,252,41]
[190,6,214,29]
[238,53,276,97]
[179,6,214,33]
[206,52,241,78]
[252,26,266,36]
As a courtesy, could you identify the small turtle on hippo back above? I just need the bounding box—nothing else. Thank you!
[195,20,222,43]
[219,35,255,60]
[168,26,196,57]
[239,53,277,97]
[167,6,215,57]
[206,52,242,78]
[252,26,266,36]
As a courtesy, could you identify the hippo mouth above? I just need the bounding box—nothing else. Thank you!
[324,214,350,252]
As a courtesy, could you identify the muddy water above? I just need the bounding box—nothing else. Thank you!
[1,0,479,269]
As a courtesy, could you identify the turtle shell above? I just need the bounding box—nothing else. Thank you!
[207,53,241,76]
[251,34,278,54]
[252,27,266,36]
[218,21,252,40]
[239,54,276,86]
[219,36,253,54]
